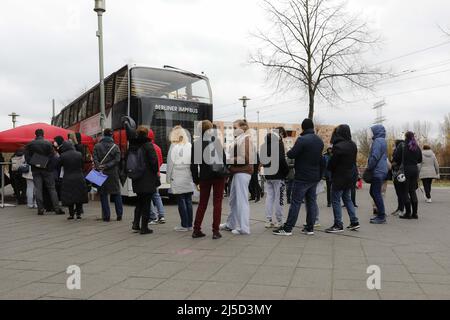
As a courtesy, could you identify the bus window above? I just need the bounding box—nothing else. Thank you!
[70,102,79,125]
[105,75,115,109]
[92,88,100,115]
[86,92,94,118]
[130,67,211,104]
[78,97,87,121]
[62,109,70,128]
[54,114,62,127]
[114,69,128,104]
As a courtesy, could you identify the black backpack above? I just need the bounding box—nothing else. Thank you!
[126,147,146,180]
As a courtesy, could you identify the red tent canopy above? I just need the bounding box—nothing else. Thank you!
[0,123,94,153]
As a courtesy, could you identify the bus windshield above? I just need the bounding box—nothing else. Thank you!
[130,67,212,104]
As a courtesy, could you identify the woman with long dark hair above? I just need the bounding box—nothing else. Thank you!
[393,132,422,220]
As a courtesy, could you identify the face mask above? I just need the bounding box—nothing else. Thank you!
[233,128,243,137]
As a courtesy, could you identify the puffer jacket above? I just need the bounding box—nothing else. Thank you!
[367,125,388,179]
[328,125,358,190]
[419,149,440,179]
[167,143,194,194]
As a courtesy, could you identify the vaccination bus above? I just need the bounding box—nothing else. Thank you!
[52,64,213,197]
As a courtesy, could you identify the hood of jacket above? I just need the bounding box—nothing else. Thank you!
[301,128,315,137]
[371,125,386,140]
[422,149,434,158]
[14,148,25,157]
[60,141,75,153]
[332,125,352,144]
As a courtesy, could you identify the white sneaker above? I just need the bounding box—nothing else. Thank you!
[265,219,273,228]
[174,226,189,232]
[426,198,432,203]
[187,227,193,231]
[231,229,250,235]
[149,220,158,225]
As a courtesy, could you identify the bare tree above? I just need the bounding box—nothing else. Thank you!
[441,114,450,166]
[402,121,432,145]
[354,128,370,158]
[251,0,384,119]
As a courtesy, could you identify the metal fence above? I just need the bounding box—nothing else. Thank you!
[440,167,450,180]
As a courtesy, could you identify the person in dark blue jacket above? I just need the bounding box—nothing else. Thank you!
[367,124,388,224]
[273,118,324,236]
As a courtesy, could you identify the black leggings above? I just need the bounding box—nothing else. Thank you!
[400,171,419,215]
[68,203,83,216]
[134,193,152,230]
[422,178,433,199]
[393,180,405,212]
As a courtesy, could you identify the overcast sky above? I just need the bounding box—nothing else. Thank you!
[1,0,449,138]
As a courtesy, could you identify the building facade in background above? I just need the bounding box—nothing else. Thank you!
[214,121,335,152]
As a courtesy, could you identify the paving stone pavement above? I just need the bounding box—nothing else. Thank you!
[1,185,450,300]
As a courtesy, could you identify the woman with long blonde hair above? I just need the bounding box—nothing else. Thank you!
[167,125,194,231]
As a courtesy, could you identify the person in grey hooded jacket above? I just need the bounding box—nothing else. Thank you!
[419,145,440,203]
[367,124,388,224]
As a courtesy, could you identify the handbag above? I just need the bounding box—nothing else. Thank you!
[362,152,383,184]
[393,144,406,183]
[29,153,49,169]
[86,144,117,187]
[210,152,230,177]
[18,164,30,174]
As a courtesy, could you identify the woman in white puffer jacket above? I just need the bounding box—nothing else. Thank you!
[167,126,194,231]
[419,145,440,203]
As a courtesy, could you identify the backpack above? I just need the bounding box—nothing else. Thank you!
[126,147,146,180]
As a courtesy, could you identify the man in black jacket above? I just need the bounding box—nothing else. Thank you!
[273,119,324,236]
[25,129,64,215]
[325,124,360,233]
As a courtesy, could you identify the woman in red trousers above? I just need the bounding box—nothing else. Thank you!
[190,120,227,240]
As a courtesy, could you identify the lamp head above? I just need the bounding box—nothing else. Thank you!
[94,0,106,13]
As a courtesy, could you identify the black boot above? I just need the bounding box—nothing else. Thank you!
[132,209,140,231]
[140,215,153,235]
[411,202,418,219]
[400,203,412,219]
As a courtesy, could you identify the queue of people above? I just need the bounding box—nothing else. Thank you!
[6,117,441,239]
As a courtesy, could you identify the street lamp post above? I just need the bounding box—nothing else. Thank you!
[8,112,19,128]
[239,96,250,121]
[94,0,106,131]
[257,110,260,148]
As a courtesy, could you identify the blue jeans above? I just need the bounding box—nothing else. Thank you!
[177,193,193,228]
[100,194,123,220]
[150,191,165,220]
[369,177,385,217]
[332,187,358,227]
[284,180,319,232]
